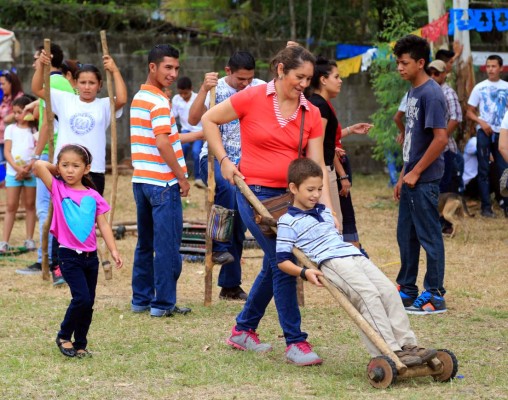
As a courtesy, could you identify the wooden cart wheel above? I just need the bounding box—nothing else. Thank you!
[433,349,458,382]
[367,356,398,389]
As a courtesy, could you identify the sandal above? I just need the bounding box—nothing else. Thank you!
[76,349,92,358]
[56,336,76,357]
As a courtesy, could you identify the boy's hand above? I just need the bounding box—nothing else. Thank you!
[305,268,324,287]
[402,170,420,188]
[393,179,403,201]
[111,251,123,269]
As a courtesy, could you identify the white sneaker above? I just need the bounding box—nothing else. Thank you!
[24,239,37,251]
[194,179,206,189]
[0,241,9,253]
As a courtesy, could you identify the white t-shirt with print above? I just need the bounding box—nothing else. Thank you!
[468,79,508,133]
[199,77,265,165]
[50,90,123,173]
[4,124,36,176]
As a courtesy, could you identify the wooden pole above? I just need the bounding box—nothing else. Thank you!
[98,30,117,280]
[204,87,216,306]
[233,175,407,373]
[41,38,54,282]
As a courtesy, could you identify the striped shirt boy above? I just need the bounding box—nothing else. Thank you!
[130,84,187,186]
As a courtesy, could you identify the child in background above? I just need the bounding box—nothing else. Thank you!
[34,144,123,358]
[276,158,437,367]
[1,95,38,253]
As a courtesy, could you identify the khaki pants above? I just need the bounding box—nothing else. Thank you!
[321,256,417,356]
[326,165,342,232]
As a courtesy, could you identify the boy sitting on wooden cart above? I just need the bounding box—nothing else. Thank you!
[276,158,437,367]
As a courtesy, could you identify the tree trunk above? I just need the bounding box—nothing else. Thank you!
[289,0,296,40]
[305,0,312,49]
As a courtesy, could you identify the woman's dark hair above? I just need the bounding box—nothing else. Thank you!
[1,71,23,98]
[74,64,102,82]
[307,56,337,95]
[270,45,316,78]
[57,144,97,190]
[61,59,82,79]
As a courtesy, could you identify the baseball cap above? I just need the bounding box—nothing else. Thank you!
[428,60,447,72]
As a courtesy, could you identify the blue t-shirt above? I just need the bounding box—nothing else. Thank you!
[403,79,447,183]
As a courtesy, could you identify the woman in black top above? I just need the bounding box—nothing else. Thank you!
[307,56,372,252]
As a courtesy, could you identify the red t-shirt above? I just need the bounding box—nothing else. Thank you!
[230,84,323,188]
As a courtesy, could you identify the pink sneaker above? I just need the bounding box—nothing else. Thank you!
[285,341,323,366]
[226,326,272,353]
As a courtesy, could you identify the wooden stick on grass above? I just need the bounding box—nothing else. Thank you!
[98,30,117,280]
[41,38,54,282]
[204,87,216,306]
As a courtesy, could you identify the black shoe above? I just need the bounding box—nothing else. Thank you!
[16,262,42,275]
[173,306,192,315]
[212,251,234,265]
[56,336,76,357]
[481,209,496,218]
[219,286,248,301]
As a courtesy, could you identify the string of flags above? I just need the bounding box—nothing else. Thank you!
[336,8,508,78]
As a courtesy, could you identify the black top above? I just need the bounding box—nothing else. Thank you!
[308,93,338,166]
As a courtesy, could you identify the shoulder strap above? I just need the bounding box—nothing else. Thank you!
[297,108,305,159]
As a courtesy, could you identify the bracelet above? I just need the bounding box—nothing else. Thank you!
[219,155,229,167]
[346,126,351,135]
[31,155,41,161]
[331,211,337,217]
[339,175,349,180]
[300,267,308,281]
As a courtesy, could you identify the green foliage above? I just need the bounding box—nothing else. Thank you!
[368,8,413,163]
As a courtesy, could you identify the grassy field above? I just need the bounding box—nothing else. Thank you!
[1,173,507,400]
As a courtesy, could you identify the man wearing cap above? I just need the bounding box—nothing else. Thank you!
[428,59,463,195]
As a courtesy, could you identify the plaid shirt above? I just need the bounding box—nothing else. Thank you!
[442,83,462,153]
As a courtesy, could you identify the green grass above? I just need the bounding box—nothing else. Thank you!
[1,174,507,399]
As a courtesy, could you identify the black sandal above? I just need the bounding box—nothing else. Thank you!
[76,349,92,359]
[56,336,76,357]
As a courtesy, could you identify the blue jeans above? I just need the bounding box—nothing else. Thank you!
[236,185,307,345]
[200,156,244,288]
[396,181,445,298]
[439,150,456,193]
[131,183,183,313]
[477,129,508,211]
[58,248,99,350]
[181,131,203,180]
[36,154,53,264]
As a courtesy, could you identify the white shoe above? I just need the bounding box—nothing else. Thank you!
[24,239,37,251]
[194,179,206,189]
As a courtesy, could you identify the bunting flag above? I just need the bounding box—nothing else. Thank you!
[422,13,449,42]
[336,44,373,60]
[449,8,508,34]
[336,55,362,78]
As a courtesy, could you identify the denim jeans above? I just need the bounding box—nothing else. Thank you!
[182,131,203,180]
[200,156,244,288]
[477,129,508,211]
[236,185,307,345]
[36,154,52,264]
[131,183,183,313]
[439,150,456,194]
[396,181,445,298]
[58,247,99,350]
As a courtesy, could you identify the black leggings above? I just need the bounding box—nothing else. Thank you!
[337,156,359,242]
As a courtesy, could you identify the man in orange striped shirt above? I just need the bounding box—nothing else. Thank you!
[130,44,192,318]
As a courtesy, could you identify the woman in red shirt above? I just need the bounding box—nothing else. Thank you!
[203,45,337,366]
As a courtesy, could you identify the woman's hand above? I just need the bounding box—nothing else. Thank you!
[349,123,373,135]
[339,178,351,197]
[220,158,244,185]
[111,250,123,269]
[335,147,346,158]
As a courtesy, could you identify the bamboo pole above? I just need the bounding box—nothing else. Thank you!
[233,175,407,374]
[41,39,54,282]
[98,30,117,280]
[204,87,216,306]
